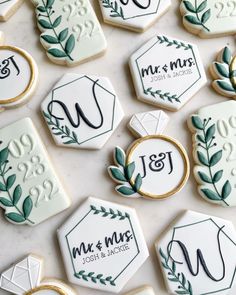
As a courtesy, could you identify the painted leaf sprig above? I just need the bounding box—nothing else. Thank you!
[101,0,124,19]
[36,0,75,60]
[43,111,79,145]
[75,271,116,286]
[158,36,192,50]
[0,145,34,224]
[159,248,193,295]
[108,147,142,197]
[144,87,180,103]
[191,116,231,206]
[211,47,236,97]
[183,0,211,32]
[90,205,130,220]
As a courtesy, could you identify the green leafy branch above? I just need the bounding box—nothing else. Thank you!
[43,111,79,145]
[0,146,34,224]
[90,205,130,220]
[37,0,75,60]
[157,36,192,50]
[191,116,231,206]
[183,0,211,32]
[144,87,180,103]
[212,47,236,96]
[108,147,142,197]
[75,271,116,286]
[102,0,124,18]
[159,248,193,295]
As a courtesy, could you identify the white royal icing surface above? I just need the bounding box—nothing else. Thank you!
[0,45,38,110]
[99,0,171,32]
[0,255,76,295]
[156,210,236,295]
[180,0,236,38]
[189,100,236,207]
[57,197,149,293]
[0,0,24,21]
[32,0,107,66]
[0,118,71,226]
[41,73,124,150]
[129,35,207,111]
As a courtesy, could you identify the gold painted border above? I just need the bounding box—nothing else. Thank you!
[126,135,190,200]
[25,285,68,295]
[230,56,236,88]
[0,45,35,104]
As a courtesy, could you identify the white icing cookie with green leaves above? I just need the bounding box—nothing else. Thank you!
[180,0,236,38]
[0,41,39,112]
[0,0,24,21]
[129,35,206,111]
[156,210,236,295]
[57,197,149,293]
[0,118,70,225]
[0,254,76,295]
[108,110,190,200]
[32,0,107,66]
[99,0,171,32]
[188,100,236,207]
[41,73,124,149]
[210,46,236,98]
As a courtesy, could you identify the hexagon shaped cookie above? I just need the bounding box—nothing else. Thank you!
[155,210,236,295]
[57,197,149,293]
[0,0,23,21]
[41,73,124,149]
[129,35,207,111]
[99,0,171,32]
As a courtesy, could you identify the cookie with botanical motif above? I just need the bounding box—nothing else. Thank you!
[99,0,171,32]
[0,0,24,21]
[188,100,236,207]
[210,46,236,98]
[57,197,149,293]
[32,0,107,66]
[180,0,236,38]
[156,210,236,295]
[0,254,76,295]
[108,110,190,200]
[41,73,124,149]
[0,118,70,225]
[129,35,206,111]
[0,39,38,112]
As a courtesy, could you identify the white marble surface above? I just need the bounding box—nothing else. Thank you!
[0,1,236,295]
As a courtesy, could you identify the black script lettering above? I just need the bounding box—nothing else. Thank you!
[0,55,20,79]
[72,242,94,258]
[105,230,133,247]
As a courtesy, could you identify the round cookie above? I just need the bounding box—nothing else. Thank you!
[0,44,38,111]
[108,110,190,200]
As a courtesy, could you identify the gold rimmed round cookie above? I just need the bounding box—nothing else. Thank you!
[0,42,38,111]
[108,110,190,200]
[26,285,68,295]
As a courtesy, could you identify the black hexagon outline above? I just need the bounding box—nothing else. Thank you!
[122,0,161,20]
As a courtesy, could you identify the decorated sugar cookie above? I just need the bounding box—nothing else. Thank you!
[129,35,206,111]
[0,118,70,225]
[0,39,38,112]
[32,0,107,66]
[188,100,236,207]
[108,110,190,199]
[156,210,236,295]
[210,47,236,98]
[99,0,171,32]
[180,0,236,38]
[0,254,76,295]
[124,286,155,295]
[0,0,24,21]
[41,73,124,149]
[57,197,149,293]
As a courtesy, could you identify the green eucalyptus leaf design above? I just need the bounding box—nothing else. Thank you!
[37,0,75,61]
[75,270,116,286]
[183,0,210,32]
[214,63,229,78]
[216,81,235,92]
[90,205,129,220]
[108,147,142,197]
[43,111,79,145]
[191,116,231,206]
[222,47,232,65]
[0,145,34,224]
[144,87,180,104]
[157,36,192,50]
[101,0,124,19]
[159,248,193,295]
